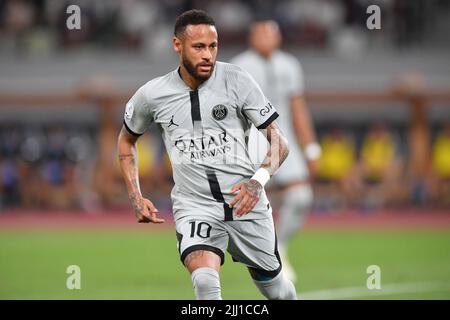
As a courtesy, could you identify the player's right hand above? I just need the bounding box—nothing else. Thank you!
[132,196,165,224]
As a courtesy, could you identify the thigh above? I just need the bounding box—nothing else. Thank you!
[175,216,228,270]
[226,216,281,277]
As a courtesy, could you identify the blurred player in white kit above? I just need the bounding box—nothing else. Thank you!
[231,20,321,283]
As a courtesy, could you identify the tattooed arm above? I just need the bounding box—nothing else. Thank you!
[260,120,290,176]
[229,121,290,216]
[117,126,164,223]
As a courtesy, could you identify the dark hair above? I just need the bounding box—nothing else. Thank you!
[174,9,215,37]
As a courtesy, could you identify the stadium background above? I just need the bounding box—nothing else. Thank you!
[0,0,449,299]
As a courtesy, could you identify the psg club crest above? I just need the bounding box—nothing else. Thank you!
[212,104,228,121]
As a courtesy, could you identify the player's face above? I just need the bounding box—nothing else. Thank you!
[249,21,281,58]
[174,24,218,81]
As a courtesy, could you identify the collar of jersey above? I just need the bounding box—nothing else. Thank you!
[173,63,217,92]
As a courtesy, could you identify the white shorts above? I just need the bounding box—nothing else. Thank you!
[175,214,282,276]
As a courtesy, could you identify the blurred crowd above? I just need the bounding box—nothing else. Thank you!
[313,122,450,212]
[0,0,448,55]
[1,121,449,212]
[0,124,99,210]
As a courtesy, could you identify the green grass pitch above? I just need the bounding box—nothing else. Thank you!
[1,229,449,299]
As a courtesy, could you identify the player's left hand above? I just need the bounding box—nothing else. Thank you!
[229,179,262,217]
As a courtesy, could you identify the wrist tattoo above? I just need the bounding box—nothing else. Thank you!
[129,192,143,216]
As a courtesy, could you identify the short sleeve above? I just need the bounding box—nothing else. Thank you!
[123,86,153,136]
[240,71,279,130]
[287,59,304,96]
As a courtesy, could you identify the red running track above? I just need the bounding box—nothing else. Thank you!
[0,209,450,231]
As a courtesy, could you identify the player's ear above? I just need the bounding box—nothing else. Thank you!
[173,36,182,54]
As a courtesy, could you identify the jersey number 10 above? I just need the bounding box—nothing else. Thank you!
[189,221,212,239]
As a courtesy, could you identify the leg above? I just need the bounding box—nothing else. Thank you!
[175,216,228,300]
[276,182,313,282]
[184,250,222,300]
[249,268,297,300]
[226,216,297,300]
[277,182,313,249]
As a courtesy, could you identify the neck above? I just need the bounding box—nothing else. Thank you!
[179,65,203,90]
[256,49,275,60]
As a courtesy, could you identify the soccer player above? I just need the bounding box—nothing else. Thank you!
[231,20,321,283]
[117,10,296,300]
